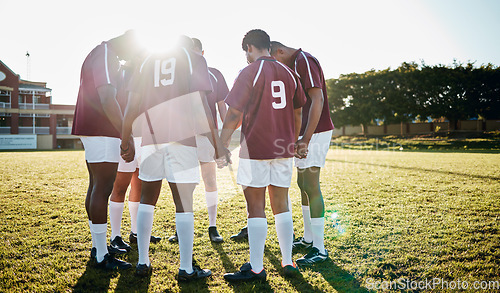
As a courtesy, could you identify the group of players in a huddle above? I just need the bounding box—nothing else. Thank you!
[72,29,334,282]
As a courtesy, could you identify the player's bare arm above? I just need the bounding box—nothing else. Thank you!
[220,106,242,148]
[300,87,324,143]
[198,92,229,166]
[294,108,308,158]
[217,100,227,122]
[120,92,140,162]
[97,84,123,134]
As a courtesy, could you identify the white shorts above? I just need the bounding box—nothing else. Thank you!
[139,142,200,183]
[80,136,120,163]
[295,130,332,169]
[117,137,142,172]
[237,157,293,188]
[195,135,215,163]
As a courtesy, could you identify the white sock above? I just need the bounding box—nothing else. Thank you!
[302,206,313,243]
[274,212,293,266]
[137,204,155,266]
[310,217,326,254]
[88,220,95,248]
[109,201,124,240]
[205,190,218,227]
[128,201,140,234]
[287,194,293,215]
[176,212,194,273]
[92,223,108,262]
[247,217,267,273]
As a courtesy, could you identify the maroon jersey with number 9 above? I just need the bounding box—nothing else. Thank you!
[225,56,306,160]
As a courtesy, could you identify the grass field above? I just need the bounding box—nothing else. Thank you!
[1,147,499,292]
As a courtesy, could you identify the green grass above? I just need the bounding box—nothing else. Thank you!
[1,149,499,292]
[332,131,500,152]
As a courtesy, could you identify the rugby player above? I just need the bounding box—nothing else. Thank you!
[120,36,228,279]
[72,30,141,270]
[270,41,334,265]
[221,29,306,282]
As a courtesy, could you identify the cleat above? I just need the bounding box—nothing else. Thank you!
[129,232,162,244]
[224,263,266,282]
[90,247,96,259]
[95,253,132,270]
[292,237,313,250]
[208,226,223,243]
[150,235,161,243]
[168,232,178,243]
[177,264,212,282]
[296,247,329,266]
[110,236,131,252]
[108,245,127,255]
[135,263,152,276]
[282,263,300,277]
[230,226,248,241]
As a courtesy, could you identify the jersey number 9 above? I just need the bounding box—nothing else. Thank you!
[271,80,286,110]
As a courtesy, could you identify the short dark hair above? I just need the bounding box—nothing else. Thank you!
[177,35,194,49]
[270,41,285,55]
[192,38,203,51]
[242,29,270,52]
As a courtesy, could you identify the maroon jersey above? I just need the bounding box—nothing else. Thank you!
[292,49,334,135]
[225,56,306,160]
[207,67,229,128]
[129,47,213,146]
[72,42,122,138]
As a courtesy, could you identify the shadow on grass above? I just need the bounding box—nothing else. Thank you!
[178,278,210,293]
[326,158,500,181]
[72,258,116,292]
[211,241,238,273]
[265,247,369,293]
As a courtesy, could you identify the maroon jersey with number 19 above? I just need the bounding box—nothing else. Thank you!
[128,47,213,147]
[225,56,306,160]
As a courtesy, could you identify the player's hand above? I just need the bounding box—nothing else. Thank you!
[215,149,231,168]
[120,139,135,162]
[294,138,309,159]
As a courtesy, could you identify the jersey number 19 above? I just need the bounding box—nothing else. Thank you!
[154,58,176,87]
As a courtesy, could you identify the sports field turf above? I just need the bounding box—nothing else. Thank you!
[1,148,499,292]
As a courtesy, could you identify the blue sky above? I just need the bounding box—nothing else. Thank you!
[1,0,499,105]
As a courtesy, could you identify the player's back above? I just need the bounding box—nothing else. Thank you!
[227,56,305,159]
[134,47,199,113]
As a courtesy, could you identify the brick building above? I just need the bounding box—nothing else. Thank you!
[0,60,80,150]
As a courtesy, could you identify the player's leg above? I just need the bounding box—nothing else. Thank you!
[82,136,131,270]
[128,169,162,244]
[296,130,332,265]
[200,161,223,242]
[224,159,269,282]
[295,169,313,248]
[269,185,295,266]
[134,143,167,276]
[136,180,162,270]
[128,169,140,242]
[85,162,96,257]
[109,170,133,251]
[166,143,211,281]
[88,162,128,263]
[245,186,268,273]
[296,166,329,265]
[269,157,299,276]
